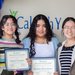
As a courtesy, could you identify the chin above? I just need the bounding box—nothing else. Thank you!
[67,37,74,39]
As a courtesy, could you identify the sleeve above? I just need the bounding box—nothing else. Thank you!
[52,37,60,72]
[52,37,60,50]
[22,38,30,49]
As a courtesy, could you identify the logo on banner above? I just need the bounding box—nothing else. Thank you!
[10,9,62,30]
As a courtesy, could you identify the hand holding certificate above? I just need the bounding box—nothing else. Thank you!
[32,58,56,75]
[5,48,29,71]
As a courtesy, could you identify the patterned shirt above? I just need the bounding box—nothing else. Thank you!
[0,38,23,74]
[59,45,74,75]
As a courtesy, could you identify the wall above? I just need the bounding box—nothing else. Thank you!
[1,0,75,42]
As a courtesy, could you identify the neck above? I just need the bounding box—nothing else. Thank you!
[2,35,14,39]
[35,37,47,44]
[65,38,75,46]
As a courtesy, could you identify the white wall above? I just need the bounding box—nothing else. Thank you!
[1,0,75,42]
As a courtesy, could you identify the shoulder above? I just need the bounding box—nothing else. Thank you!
[22,37,31,48]
[0,38,5,42]
[51,36,59,44]
[22,37,31,43]
[50,37,60,50]
[0,38,8,44]
[57,40,66,51]
[0,38,23,48]
[58,40,66,48]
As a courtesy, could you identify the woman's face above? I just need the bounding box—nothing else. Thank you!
[2,18,16,36]
[36,19,46,38]
[63,20,75,39]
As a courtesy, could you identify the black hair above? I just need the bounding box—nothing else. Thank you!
[0,15,21,44]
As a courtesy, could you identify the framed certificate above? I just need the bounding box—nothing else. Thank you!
[31,58,56,75]
[5,48,29,71]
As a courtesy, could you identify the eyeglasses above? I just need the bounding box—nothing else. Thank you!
[63,26,75,30]
[4,23,16,26]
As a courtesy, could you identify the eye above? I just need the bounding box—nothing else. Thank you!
[64,26,75,29]
[4,23,16,26]
[11,23,16,26]
[71,26,75,29]
[36,24,40,27]
[43,24,46,27]
[64,26,69,29]
[4,23,9,26]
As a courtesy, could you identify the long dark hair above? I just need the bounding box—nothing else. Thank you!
[0,15,21,44]
[26,14,54,57]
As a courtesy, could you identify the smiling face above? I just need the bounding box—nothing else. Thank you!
[63,20,75,40]
[2,18,17,37]
[36,19,46,38]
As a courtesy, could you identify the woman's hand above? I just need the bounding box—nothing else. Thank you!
[13,70,17,75]
[54,72,59,75]
[27,70,33,75]
[26,58,32,65]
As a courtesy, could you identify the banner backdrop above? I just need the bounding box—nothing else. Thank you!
[1,0,75,42]
[0,0,4,18]
[0,0,4,9]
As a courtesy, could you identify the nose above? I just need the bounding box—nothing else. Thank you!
[9,24,12,28]
[39,28,43,32]
[68,28,73,33]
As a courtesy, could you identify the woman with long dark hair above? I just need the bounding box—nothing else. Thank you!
[23,14,59,75]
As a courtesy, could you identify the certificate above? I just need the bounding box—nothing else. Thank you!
[32,58,56,75]
[5,48,29,71]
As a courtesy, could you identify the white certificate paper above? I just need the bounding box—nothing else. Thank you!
[5,48,29,70]
[32,58,56,75]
